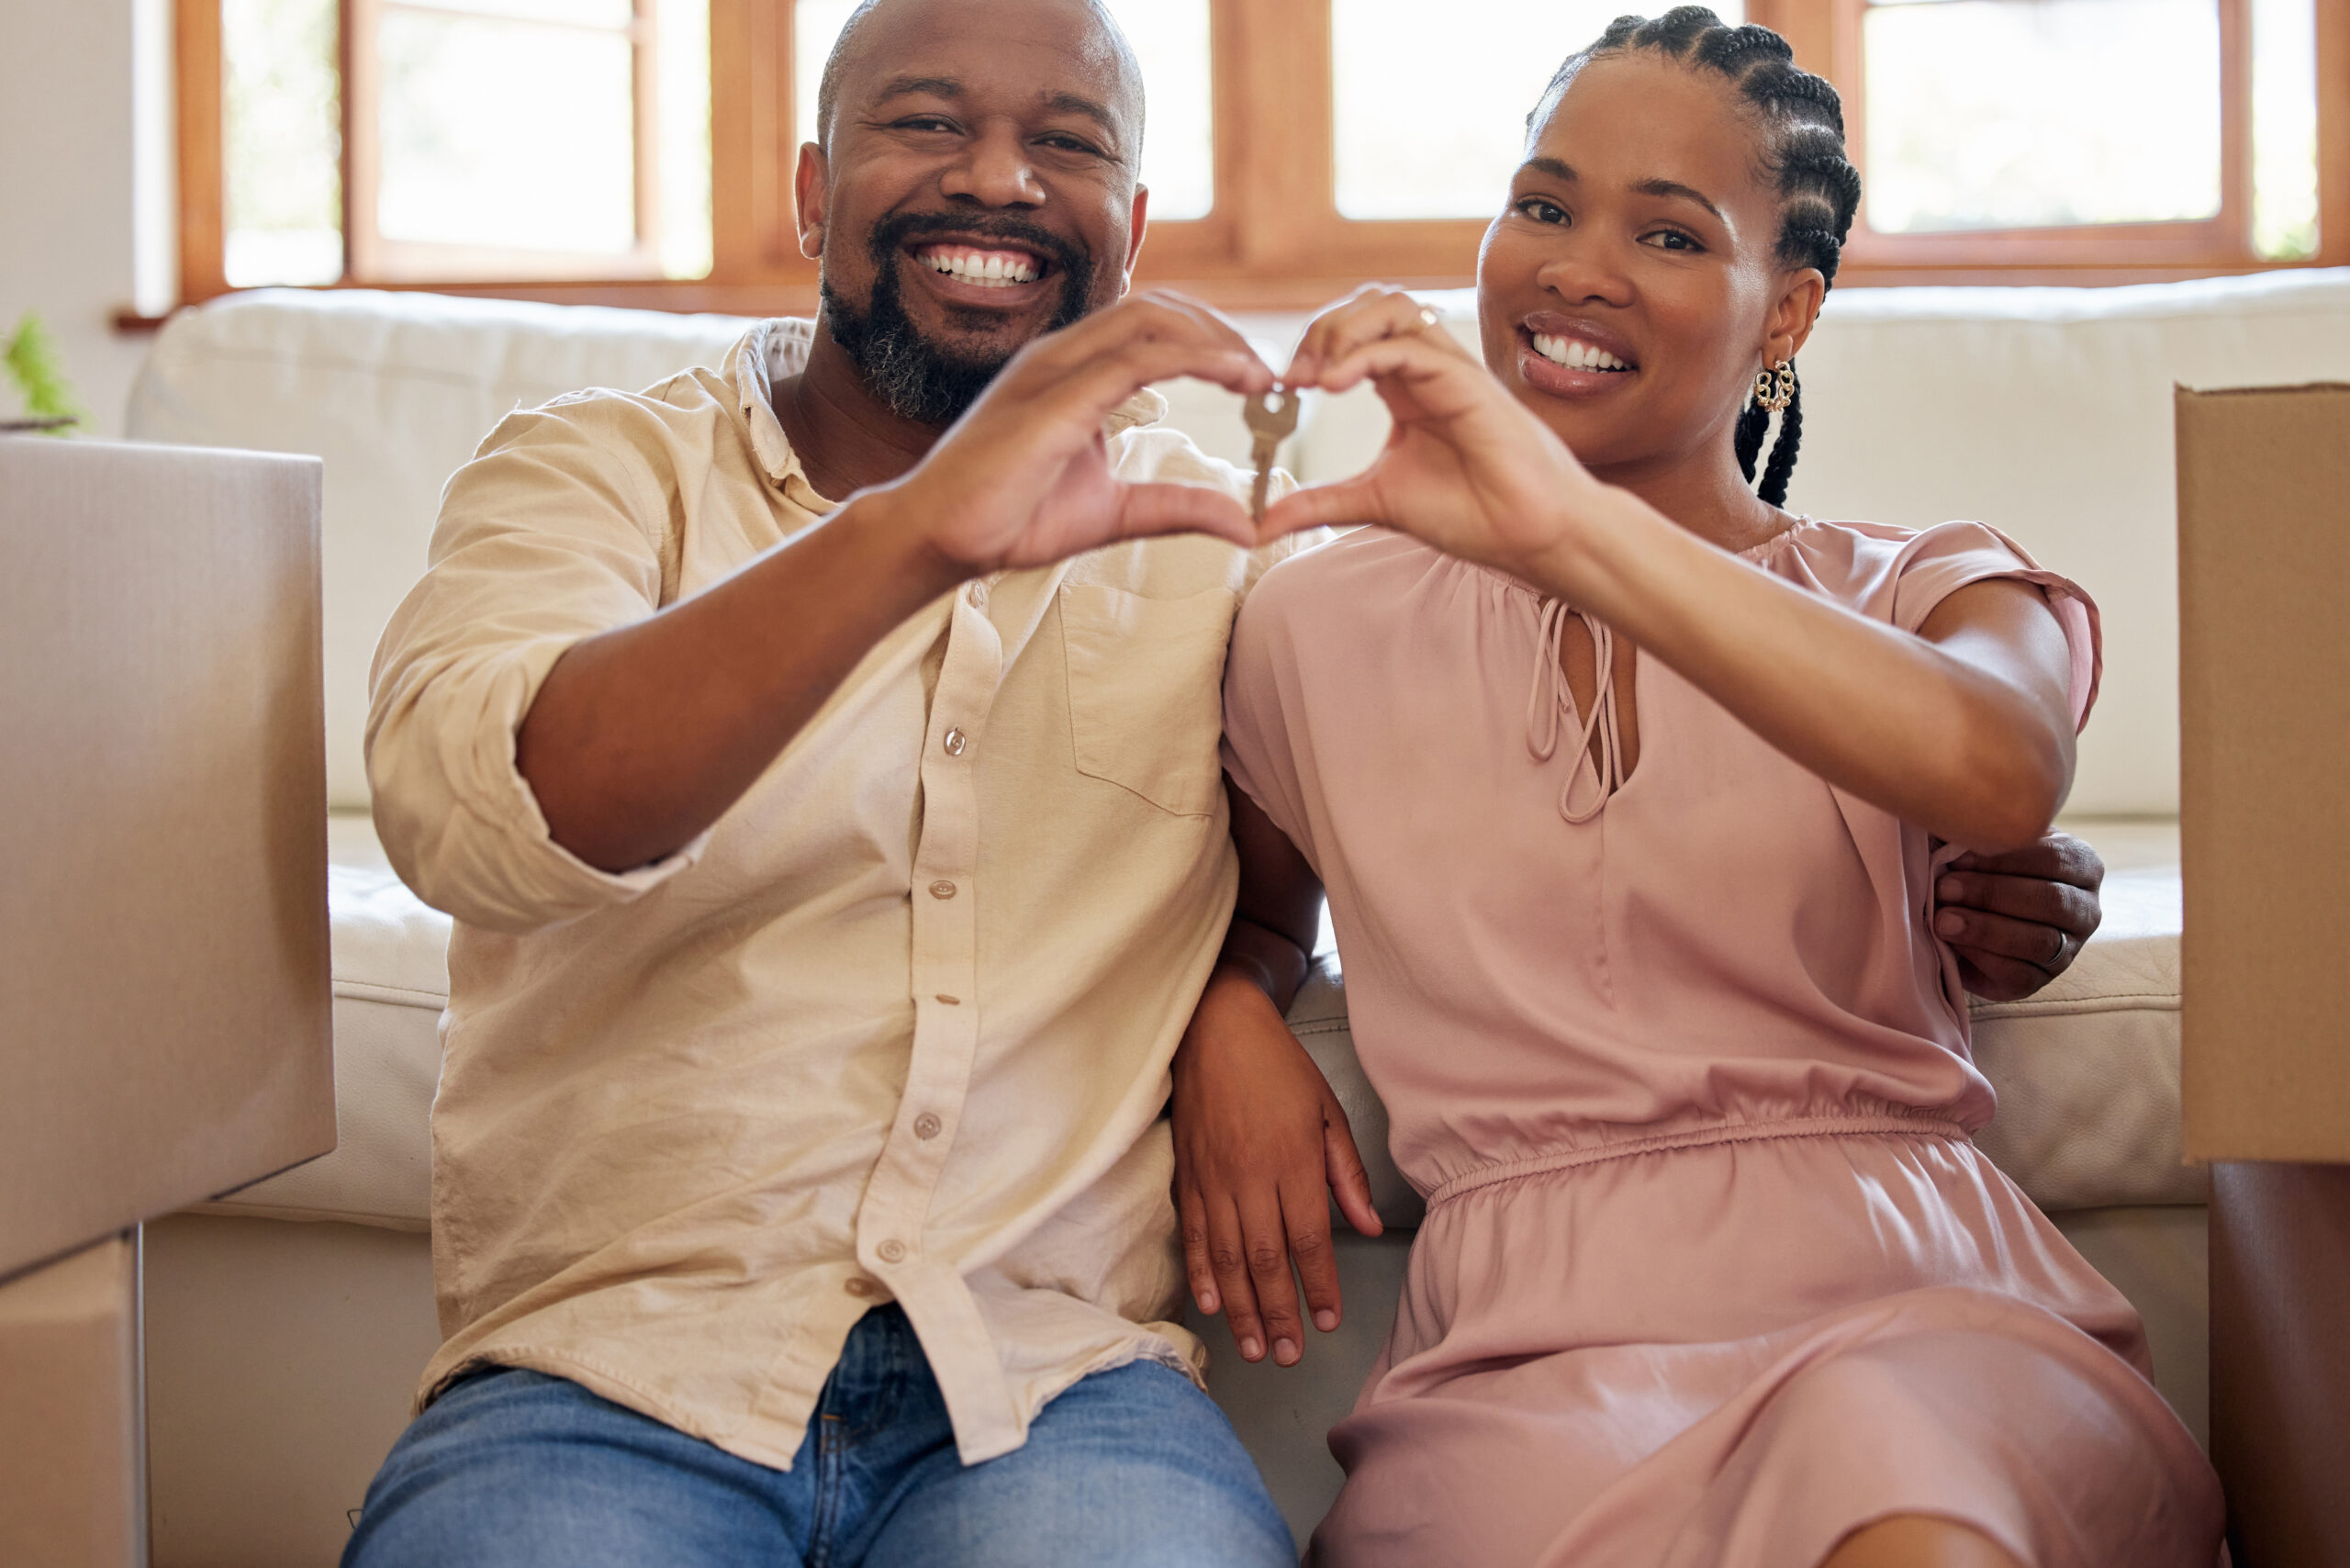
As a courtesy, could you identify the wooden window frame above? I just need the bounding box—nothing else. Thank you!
[342,0,667,283]
[172,0,2350,322]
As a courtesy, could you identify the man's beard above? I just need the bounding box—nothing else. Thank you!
[822,210,1096,428]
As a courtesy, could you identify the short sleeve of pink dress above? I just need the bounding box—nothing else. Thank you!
[1221,521,2219,1568]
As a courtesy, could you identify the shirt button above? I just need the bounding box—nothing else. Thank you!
[943,727,968,756]
[877,1239,909,1264]
[967,581,989,608]
[928,879,957,900]
[913,1112,943,1140]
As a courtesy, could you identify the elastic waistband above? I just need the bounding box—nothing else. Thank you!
[1424,1114,1972,1212]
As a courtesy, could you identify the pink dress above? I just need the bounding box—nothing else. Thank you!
[1218,521,2222,1567]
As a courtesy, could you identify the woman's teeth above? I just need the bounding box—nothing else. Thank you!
[1531,333,1630,372]
[920,248,1041,287]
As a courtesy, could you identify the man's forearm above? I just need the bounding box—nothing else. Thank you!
[517,489,961,871]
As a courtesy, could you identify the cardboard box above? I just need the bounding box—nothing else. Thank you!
[0,440,334,1280]
[2177,385,2350,1563]
[2176,383,2350,1164]
[0,1235,142,1568]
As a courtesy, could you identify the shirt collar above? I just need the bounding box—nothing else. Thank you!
[730,318,1168,498]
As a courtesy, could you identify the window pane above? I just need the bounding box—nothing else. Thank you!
[1333,0,1739,220]
[1862,0,2221,233]
[222,0,343,287]
[376,8,639,253]
[791,0,1214,220]
[660,0,715,277]
[420,0,634,23]
[2253,0,2319,257]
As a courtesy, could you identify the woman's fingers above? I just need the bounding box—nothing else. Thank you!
[1239,1184,1307,1366]
[1323,1100,1385,1239]
[1259,475,1385,542]
[1281,1169,1343,1338]
[1289,286,1447,385]
[1203,1188,1268,1362]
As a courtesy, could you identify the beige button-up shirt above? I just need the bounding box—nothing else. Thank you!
[367,319,1304,1470]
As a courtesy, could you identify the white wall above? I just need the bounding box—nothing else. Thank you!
[0,0,169,439]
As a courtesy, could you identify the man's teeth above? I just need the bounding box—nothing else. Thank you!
[921,248,1041,286]
[1531,333,1630,372]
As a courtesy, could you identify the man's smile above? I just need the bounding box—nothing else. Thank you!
[904,238,1058,308]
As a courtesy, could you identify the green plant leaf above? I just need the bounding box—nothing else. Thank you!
[5,313,89,434]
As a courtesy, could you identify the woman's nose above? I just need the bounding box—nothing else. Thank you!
[937,125,1046,207]
[1536,241,1634,308]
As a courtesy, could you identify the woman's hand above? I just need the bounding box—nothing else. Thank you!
[1262,286,1626,587]
[1172,967,1383,1367]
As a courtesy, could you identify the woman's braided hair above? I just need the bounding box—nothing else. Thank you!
[1536,7,1862,508]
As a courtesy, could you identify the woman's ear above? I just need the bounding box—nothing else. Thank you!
[793,143,829,262]
[1765,268,1829,365]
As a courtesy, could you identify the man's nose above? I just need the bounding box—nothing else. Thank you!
[937,123,1046,207]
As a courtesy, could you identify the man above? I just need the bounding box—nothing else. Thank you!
[348,2,2107,1562]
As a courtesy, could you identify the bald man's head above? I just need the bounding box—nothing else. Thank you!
[793,0,1158,426]
[815,0,1146,156]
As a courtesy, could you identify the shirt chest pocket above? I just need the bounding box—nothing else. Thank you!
[1058,583,1239,818]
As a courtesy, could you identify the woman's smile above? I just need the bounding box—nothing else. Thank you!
[1518,314,1642,399]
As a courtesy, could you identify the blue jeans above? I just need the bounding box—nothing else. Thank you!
[342,1305,1294,1567]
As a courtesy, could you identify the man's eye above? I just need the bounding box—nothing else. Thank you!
[1038,134,1103,155]
[895,116,957,133]
[1516,197,1569,226]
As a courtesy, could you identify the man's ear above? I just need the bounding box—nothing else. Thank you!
[1117,185,1151,298]
[794,142,830,262]
[1765,267,1828,366]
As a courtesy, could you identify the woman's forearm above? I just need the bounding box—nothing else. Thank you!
[1535,493,2076,852]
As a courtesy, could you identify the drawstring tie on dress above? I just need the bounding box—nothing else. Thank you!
[1526,598,1627,824]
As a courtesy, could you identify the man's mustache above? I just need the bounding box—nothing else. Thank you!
[864,209,1092,283]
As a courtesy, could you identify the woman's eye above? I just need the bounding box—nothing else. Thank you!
[1516,197,1569,226]
[1641,229,1703,252]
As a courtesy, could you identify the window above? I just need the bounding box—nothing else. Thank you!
[174,0,2350,315]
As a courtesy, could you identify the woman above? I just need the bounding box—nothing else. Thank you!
[1173,10,2222,1566]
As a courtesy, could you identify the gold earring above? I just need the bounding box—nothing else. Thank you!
[1752,362,1796,414]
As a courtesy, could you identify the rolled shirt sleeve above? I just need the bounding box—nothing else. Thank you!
[365,398,711,935]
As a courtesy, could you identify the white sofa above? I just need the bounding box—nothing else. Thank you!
[125,271,2350,1566]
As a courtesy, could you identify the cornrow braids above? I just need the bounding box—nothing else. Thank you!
[1534,7,1861,506]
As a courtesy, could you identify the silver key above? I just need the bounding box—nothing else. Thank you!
[1243,388,1300,523]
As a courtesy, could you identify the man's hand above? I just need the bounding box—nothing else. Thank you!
[1932,831,2105,1002]
[882,290,1276,573]
[1172,969,1382,1369]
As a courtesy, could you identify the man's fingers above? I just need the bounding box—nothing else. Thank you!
[1947,831,2105,891]
[1955,951,2049,1003]
[1324,1105,1385,1239]
[1936,870,2100,940]
[1281,1175,1342,1340]
[1237,1189,1307,1367]
[1933,902,2071,966]
[1110,482,1256,549]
